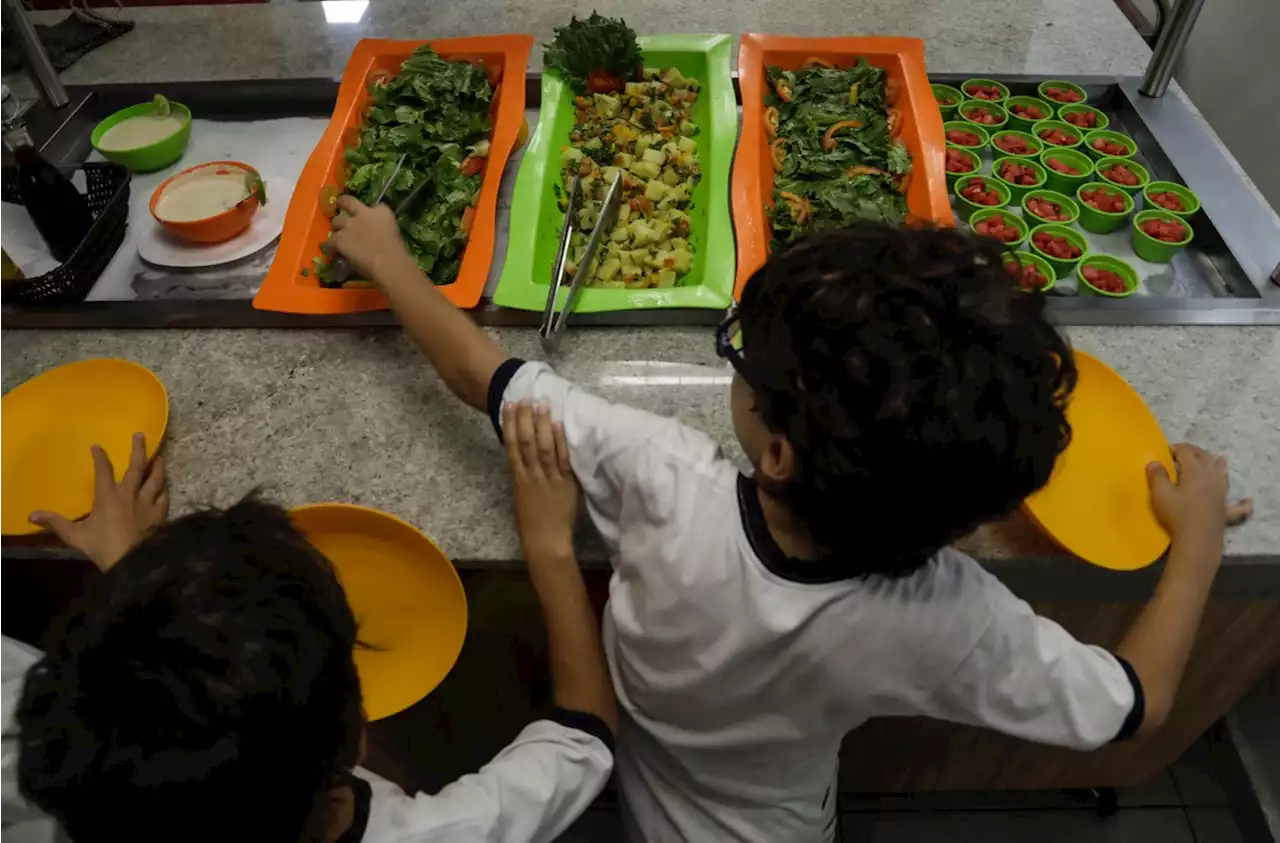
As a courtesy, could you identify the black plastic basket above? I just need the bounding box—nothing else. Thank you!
[1,162,131,306]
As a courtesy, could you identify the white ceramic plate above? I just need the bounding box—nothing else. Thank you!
[138,176,287,269]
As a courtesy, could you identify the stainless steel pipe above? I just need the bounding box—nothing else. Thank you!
[1,0,69,108]
[1139,0,1208,98]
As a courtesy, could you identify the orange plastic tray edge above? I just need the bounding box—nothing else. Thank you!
[731,34,953,298]
[254,35,533,313]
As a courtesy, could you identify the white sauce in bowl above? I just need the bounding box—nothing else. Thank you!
[98,113,186,151]
[155,172,251,222]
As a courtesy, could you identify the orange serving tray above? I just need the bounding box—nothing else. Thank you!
[732,34,952,298]
[255,35,532,313]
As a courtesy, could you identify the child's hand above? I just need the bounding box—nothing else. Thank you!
[29,433,169,572]
[504,401,579,560]
[330,196,418,283]
[1146,443,1252,545]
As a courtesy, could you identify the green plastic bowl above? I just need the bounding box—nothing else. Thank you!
[960,78,1011,104]
[1021,188,1080,226]
[1077,255,1139,298]
[1095,156,1150,196]
[1132,209,1194,263]
[1003,96,1055,132]
[1005,250,1057,293]
[1031,119,1084,151]
[991,155,1048,202]
[989,129,1043,159]
[1040,147,1094,195]
[1027,223,1089,279]
[1075,182,1134,233]
[953,174,1011,222]
[1083,129,1137,161]
[959,100,1008,131]
[1056,104,1109,132]
[969,207,1029,249]
[932,84,965,120]
[90,100,192,173]
[1037,80,1089,111]
[944,145,981,189]
[1142,180,1201,219]
[943,120,990,152]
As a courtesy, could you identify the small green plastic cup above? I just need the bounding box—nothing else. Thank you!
[969,207,1029,249]
[1005,250,1057,293]
[1027,223,1089,279]
[1003,96,1055,132]
[991,155,1048,202]
[953,174,1011,222]
[932,84,965,120]
[1075,182,1134,233]
[1083,129,1137,162]
[1077,255,1139,298]
[1021,188,1080,226]
[1056,104,1109,132]
[989,130,1043,159]
[90,99,192,173]
[1142,181,1201,219]
[1040,147,1094,195]
[1037,80,1089,112]
[1132,210,1194,263]
[960,78,1011,104]
[944,145,982,190]
[943,120,990,152]
[959,100,1009,131]
[1030,119,1084,151]
[1095,156,1150,196]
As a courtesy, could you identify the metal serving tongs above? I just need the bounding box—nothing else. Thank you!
[326,153,407,286]
[540,169,624,352]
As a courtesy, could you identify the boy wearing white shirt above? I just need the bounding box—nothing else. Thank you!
[5,416,615,843]
[327,205,1250,843]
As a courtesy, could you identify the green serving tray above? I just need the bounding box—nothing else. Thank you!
[494,34,737,312]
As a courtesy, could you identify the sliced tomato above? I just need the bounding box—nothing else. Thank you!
[460,205,476,235]
[459,156,485,177]
[774,78,793,103]
[585,69,625,94]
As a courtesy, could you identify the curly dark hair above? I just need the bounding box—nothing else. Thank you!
[738,223,1076,577]
[15,497,363,843]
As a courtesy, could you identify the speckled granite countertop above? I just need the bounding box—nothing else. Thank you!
[3,1,1276,567]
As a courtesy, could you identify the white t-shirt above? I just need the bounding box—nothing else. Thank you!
[494,360,1143,843]
[2,636,612,843]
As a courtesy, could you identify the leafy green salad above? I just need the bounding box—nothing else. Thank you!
[317,45,494,286]
[765,59,912,250]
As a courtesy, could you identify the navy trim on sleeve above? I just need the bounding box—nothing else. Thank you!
[548,707,615,753]
[1110,655,1146,742]
[487,358,528,443]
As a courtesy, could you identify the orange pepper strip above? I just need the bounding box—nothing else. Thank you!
[846,165,888,179]
[774,78,793,103]
[770,139,786,173]
[802,57,834,69]
[778,190,807,224]
[821,120,864,152]
[764,106,779,140]
[897,171,912,195]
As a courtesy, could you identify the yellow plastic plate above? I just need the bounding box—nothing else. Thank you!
[290,504,467,721]
[2,359,168,536]
[1024,351,1175,570]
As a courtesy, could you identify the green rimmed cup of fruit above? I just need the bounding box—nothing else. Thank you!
[944,120,989,152]
[991,156,1047,202]
[1040,147,1094,195]
[1005,251,1056,293]
[954,174,1010,222]
[1038,80,1088,110]
[969,207,1029,249]
[1095,156,1150,196]
[990,129,1042,159]
[1031,119,1083,151]
[1028,223,1088,279]
[1022,188,1080,226]
[1078,255,1139,297]
[960,100,1008,131]
[1076,182,1134,233]
[1132,210,1194,263]
[945,146,981,189]
[960,78,1010,104]
[1143,181,1201,219]
[1003,96,1054,132]
[1058,104,1109,132]
[932,84,965,120]
[1083,129,1137,161]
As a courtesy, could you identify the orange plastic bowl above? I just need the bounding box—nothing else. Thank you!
[150,160,261,244]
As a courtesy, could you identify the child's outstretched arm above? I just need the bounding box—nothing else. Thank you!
[1115,444,1253,737]
[329,197,506,411]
